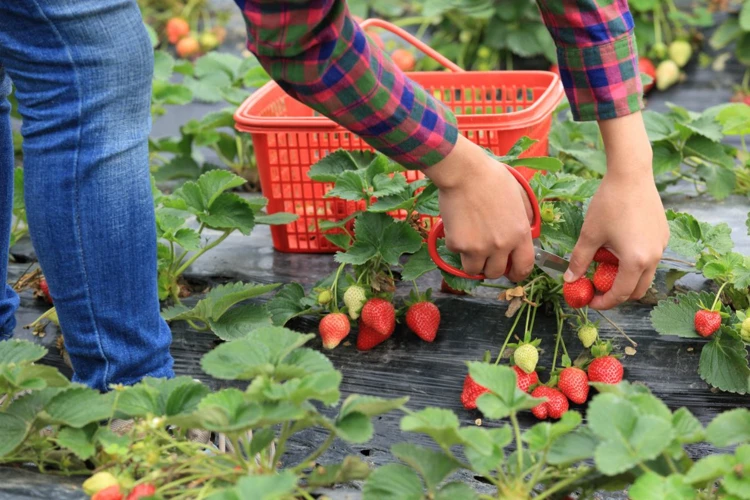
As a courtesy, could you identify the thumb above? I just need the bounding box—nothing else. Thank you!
[564,235,599,283]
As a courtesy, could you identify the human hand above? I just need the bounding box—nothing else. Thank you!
[563,113,669,310]
[424,135,535,282]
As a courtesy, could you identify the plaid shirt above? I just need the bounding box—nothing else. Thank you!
[236,0,643,169]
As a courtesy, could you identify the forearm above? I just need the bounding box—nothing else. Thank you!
[598,112,653,178]
[237,0,458,169]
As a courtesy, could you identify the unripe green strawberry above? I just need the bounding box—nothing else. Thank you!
[514,344,539,374]
[541,204,556,223]
[344,285,367,320]
[83,472,119,496]
[652,42,668,59]
[668,40,692,68]
[317,290,332,305]
[578,324,598,348]
[656,60,680,91]
[741,318,750,342]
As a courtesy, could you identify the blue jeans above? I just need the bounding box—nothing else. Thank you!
[0,0,174,391]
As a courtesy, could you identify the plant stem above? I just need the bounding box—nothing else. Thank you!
[535,467,591,500]
[710,281,729,310]
[509,411,524,476]
[551,308,564,373]
[661,256,695,267]
[595,310,637,347]
[175,230,232,277]
[292,432,335,473]
[494,303,527,365]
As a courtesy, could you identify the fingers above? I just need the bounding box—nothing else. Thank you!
[506,237,536,282]
[630,264,658,300]
[590,261,642,310]
[460,252,488,277]
[483,251,509,280]
[564,232,600,283]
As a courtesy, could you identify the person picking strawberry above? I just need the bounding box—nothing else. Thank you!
[0,0,665,407]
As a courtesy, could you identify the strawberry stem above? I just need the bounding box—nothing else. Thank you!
[494,303,527,365]
[595,310,637,347]
[330,263,347,313]
[710,282,729,311]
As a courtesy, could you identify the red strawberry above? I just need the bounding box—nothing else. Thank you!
[461,375,489,410]
[531,386,569,420]
[319,313,351,349]
[440,279,466,296]
[39,278,53,303]
[593,263,618,293]
[126,484,157,500]
[558,367,589,404]
[406,302,440,342]
[166,18,190,44]
[92,485,123,500]
[360,298,396,337]
[513,365,539,393]
[356,321,391,351]
[639,57,656,93]
[563,277,594,309]
[587,356,624,385]
[695,309,721,337]
[593,248,619,265]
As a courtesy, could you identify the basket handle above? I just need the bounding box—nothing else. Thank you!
[359,18,464,73]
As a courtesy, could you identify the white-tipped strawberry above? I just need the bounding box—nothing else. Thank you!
[319,313,351,349]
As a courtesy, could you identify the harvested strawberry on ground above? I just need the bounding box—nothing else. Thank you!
[593,263,618,293]
[513,365,539,393]
[344,285,367,320]
[126,484,157,500]
[461,374,489,410]
[558,367,589,404]
[440,279,467,296]
[319,313,351,349]
[588,356,624,385]
[356,321,391,351]
[531,386,569,420]
[593,248,619,265]
[92,485,124,500]
[563,277,594,309]
[695,309,722,337]
[578,323,598,348]
[514,343,539,374]
[360,298,396,337]
[166,18,190,44]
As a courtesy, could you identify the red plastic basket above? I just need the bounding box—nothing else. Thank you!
[234,19,564,253]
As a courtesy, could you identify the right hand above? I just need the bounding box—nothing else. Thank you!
[424,136,536,282]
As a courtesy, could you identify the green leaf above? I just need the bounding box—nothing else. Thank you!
[267,283,308,327]
[153,51,175,81]
[363,464,423,500]
[650,291,717,338]
[736,32,750,66]
[437,241,481,293]
[711,17,743,49]
[672,408,704,444]
[706,408,750,447]
[340,395,408,419]
[233,471,297,500]
[435,482,478,500]
[696,162,736,200]
[547,427,598,466]
[197,389,261,433]
[0,340,46,365]
[699,328,750,394]
[716,103,750,136]
[308,150,375,182]
[685,454,733,484]
[326,170,368,201]
[164,380,211,417]
[199,193,256,234]
[652,143,683,176]
[248,428,276,456]
[336,412,373,443]
[254,212,298,225]
[400,407,463,449]
[173,228,201,251]
[680,114,724,143]
[667,211,734,257]
[195,52,242,80]
[371,173,409,199]
[741,0,750,31]
[201,341,273,380]
[414,183,439,216]
[523,411,582,452]
[644,111,678,142]
[0,413,29,457]
[307,456,371,487]
[198,169,247,208]
[56,424,97,460]
[45,387,115,428]
[335,213,422,266]
[540,202,584,254]
[628,473,696,500]
[152,80,193,105]
[183,72,232,103]
[391,443,461,492]
[209,304,273,341]
[369,190,413,213]
[469,363,540,417]
[401,245,438,281]
[684,135,735,170]
[505,156,563,172]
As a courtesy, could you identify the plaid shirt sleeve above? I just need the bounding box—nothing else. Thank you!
[235,0,458,169]
[536,0,644,121]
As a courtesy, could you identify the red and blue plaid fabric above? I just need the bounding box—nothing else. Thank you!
[235,0,643,169]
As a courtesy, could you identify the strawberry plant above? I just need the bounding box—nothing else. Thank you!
[9,167,27,249]
[709,0,750,100]
[138,0,231,55]
[153,169,296,302]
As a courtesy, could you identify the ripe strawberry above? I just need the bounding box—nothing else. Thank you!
[391,49,416,71]
[668,40,692,68]
[563,277,594,309]
[39,278,53,304]
[126,484,157,500]
[360,298,396,337]
[593,263,618,293]
[514,344,539,374]
[166,18,190,44]
[639,57,656,93]
[531,386,569,420]
[344,285,367,320]
[587,356,624,385]
[319,313,351,349]
[406,301,440,342]
[461,374,489,410]
[176,37,200,58]
[695,309,721,337]
[656,60,680,91]
[593,248,619,265]
[356,321,391,351]
[92,485,123,500]
[558,367,589,404]
[440,279,467,296]
[513,365,539,393]
[578,323,598,348]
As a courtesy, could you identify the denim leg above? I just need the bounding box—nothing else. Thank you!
[0,0,174,390]
[0,69,21,340]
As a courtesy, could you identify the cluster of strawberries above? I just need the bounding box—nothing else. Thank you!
[318,285,441,351]
[561,248,619,308]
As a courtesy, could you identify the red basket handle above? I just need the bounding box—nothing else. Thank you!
[359,18,464,73]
